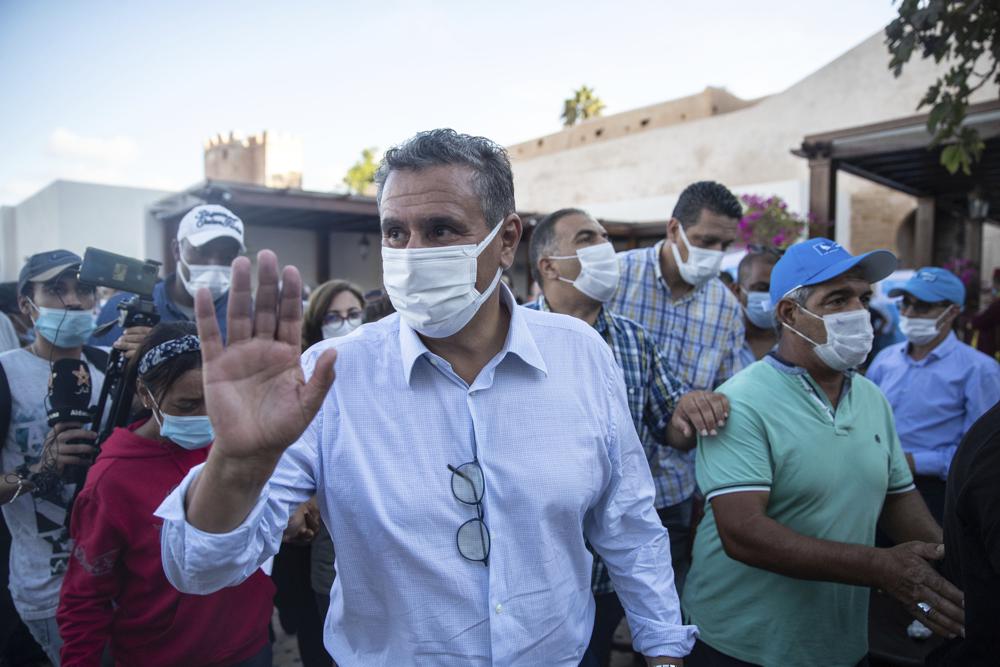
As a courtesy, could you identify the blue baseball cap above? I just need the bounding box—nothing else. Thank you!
[17,249,82,295]
[888,267,965,306]
[769,238,897,305]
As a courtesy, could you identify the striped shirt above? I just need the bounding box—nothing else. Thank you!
[527,297,686,594]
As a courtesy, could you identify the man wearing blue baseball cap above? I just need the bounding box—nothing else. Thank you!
[868,267,1000,522]
[683,239,965,666]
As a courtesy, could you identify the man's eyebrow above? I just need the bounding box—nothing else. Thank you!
[380,215,466,230]
[573,229,596,241]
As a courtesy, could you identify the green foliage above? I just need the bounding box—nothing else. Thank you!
[561,85,606,127]
[343,147,379,195]
[886,0,999,175]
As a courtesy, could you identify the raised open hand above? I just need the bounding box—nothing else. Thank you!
[195,250,336,463]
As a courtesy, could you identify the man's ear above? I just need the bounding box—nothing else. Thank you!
[537,257,560,283]
[666,218,681,244]
[775,298,797,329]
[498,215,522,270]
[171,239,181,263]
[17,294,34,320]
[941,304,961,328]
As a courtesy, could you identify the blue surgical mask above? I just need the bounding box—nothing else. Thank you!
[148,393,214,450]
[744,291,777,330]
[29,301,96,348]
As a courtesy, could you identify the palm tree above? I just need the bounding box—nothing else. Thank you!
[561,85,606,127]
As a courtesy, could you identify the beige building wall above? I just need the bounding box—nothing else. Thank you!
[509,30,997,261]
[205,131,303,189]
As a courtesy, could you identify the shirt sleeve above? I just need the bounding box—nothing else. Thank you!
[57,487,125,666]
[696,389,772,501]
[642,329,685,447]
[882,393,916,493]
[584,344,697,658]
[88,293,129,346]
[715,299,747,387]
[962,359,1000,439]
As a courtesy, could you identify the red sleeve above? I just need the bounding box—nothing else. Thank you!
[57,483,126,667]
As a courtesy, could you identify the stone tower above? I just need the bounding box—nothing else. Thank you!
[204,131,303,189]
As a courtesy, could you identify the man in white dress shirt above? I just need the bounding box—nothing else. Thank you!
[156,129,696,666]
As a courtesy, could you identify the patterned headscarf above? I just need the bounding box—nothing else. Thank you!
[138,335,201,376]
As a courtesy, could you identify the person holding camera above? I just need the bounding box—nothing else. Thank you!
[0,250,107,665]
[58,321,274,667]
[91,204,246,349]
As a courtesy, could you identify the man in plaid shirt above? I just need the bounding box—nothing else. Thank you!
[610,181,745,585]
[528,208,729,666]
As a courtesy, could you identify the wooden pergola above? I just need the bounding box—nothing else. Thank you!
[794,99,1000,266]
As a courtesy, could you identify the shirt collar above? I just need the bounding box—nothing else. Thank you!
[533,294,612,335]
[903,331,959,362]
[399,284,547,385]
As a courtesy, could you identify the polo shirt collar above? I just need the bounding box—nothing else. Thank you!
[399,283,547,385]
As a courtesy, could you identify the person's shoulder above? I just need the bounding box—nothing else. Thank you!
[954,338,1000,372]
[616,244,655,269]
[523,306,603,341]
[0,347,32,372]
[719,359,773,394]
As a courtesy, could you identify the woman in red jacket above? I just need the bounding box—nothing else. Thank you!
[57,322,275,666]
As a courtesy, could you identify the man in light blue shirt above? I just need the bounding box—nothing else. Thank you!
[155,130,695,666]
[868,267,1000,521]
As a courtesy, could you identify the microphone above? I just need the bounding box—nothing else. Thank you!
[47,359,95,485]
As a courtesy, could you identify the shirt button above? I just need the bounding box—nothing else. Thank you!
[495,603,503,614]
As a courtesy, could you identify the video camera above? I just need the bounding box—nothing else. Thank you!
[78,248,162,444]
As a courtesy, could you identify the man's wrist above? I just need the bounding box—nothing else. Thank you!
[645,657,683,667]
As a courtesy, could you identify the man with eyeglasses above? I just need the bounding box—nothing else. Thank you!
[155,130,696,666]
[868,267,1000,522]
[0,250,107,664]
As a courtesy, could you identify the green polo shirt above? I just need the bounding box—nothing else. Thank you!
[682,355,914,667]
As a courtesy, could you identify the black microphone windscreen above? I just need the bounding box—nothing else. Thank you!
[47,358,94,426]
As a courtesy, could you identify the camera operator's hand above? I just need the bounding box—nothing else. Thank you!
[113,326,152,360]
[31,422,98,476]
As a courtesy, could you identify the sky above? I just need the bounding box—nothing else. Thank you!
[0,0,902,206]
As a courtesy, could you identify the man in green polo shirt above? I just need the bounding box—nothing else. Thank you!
[683,239,966,667]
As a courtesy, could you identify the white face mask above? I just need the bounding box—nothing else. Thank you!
[671,224,725,287]
[179,258,232,301]
[899,310,950,346]
[744,291,776,329]
[381,219,505,339]
[784,306,873,371]
[548,242,621,303]
[322,316,362,339]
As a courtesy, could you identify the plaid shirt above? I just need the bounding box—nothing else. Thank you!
[609,241,747,505]
[526,297,686,594]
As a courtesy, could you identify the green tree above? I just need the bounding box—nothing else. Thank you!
[886,0,1000,175]
[343,147,379,194]
[561,85,606,127]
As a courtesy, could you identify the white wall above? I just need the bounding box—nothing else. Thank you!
[1,180,170,280]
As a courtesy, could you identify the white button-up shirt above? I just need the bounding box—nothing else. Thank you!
[155,286,696,666]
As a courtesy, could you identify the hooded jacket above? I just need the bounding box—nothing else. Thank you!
[57,421,274,666]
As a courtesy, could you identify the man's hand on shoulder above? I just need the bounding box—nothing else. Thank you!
[671,391,729,439]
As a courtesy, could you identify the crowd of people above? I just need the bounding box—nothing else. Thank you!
[1,128,998,667]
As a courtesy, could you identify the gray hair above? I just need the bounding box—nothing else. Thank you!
[785,285,814,306]
[374,129,516,229]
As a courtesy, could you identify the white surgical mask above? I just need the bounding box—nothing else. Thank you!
[381,220,505,338]
[744,291,776,329]
[322,316,362,339]
[784,306,873,371]
[548,242,621,303]
[671,225,725,287]
[899,311,949,346]
[179,258,232,301]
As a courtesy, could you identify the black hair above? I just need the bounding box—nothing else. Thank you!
[672,181,743,228]
[528,208,590,284]
[737,249,779,285]
[375,129,516,229]
[129,321,202,404]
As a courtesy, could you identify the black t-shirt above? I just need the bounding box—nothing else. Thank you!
[928,399,1000,666]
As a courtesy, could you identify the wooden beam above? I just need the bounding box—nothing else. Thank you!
[914,197,935,267]
[808,156,837,239]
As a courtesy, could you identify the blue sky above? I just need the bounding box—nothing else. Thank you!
[0,1,901,205]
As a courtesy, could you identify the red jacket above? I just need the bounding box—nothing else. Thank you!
[57,421,275,667]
